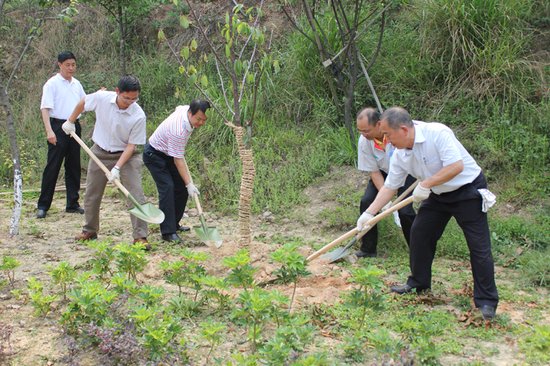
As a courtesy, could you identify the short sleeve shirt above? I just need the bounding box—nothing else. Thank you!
[357,135,393,173]
[384,121,481,194]
[148,105,193,158]
[40,74,86,119]
[85,91,146,152]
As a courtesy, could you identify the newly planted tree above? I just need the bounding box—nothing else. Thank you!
[49,261,76,300]
[114,242,148,281]
[160,248,208,298]
[161,0,274,245]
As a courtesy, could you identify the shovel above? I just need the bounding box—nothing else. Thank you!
[70,131,165,224]
[181,157,222,248]
[322,180,419,262]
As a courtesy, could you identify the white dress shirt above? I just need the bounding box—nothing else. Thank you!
[85,91,146,152]
[40,73,86,119]
[385,122,481,194]
[148,105,193,158]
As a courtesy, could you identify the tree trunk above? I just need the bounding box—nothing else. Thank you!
[233,125,255,246]
[117,1,126,75]
[0,85,23,236]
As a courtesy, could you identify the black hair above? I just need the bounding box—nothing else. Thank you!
[381,107,413,129]
[189,99,211,115]
[356,107,381,126]
[58,51,76,63]
[117,75,141,93]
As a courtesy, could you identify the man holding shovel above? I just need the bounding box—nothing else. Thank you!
[356,107,498,320]
[143,100,210,243]
[62,75,149,247]
[356,107,416,257]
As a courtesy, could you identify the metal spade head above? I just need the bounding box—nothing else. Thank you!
[129,202,165,224]
[194,225,223,248]
[321,236,358,262]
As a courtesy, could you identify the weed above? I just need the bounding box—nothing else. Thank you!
[517,247,550,287]
[27,277,57,316]
[0,256,20,287]
[270,242,310,312]
[160,248,208,298]
[49,261,76,300]
[519,324,550,365]
[346,265,387,331]
[86,240,115,279]
[114,242,148,281]
[223,249,256,293]
[198,318,226,364]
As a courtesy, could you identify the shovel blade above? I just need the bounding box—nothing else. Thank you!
[129,203,165,224]
[194,226,223,248]
[321,237,358,263]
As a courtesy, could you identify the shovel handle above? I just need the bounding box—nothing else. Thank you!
[354,180,419,241]
[180,155,204,216]
[307,196,414,263]
[69,131,132,199]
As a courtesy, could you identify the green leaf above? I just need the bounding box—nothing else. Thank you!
[178,65,186,74]
[179,15,189,29]
[157,29,166,42]
[190,39,198,52]
[200,75,208,88]
[181,46,190,60]
[225,44,231,58]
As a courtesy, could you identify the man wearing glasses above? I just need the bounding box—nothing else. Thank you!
[62,75,149,248]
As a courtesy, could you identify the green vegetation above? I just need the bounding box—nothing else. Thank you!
[0,0,548,364]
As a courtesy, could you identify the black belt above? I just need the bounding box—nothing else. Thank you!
[97,145,124,154]
[50,117,79,123]
[145,143,170,159]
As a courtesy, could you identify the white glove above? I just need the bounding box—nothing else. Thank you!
[186,183,200,197]
[381,201,392,212]
[413,184,431,202]
[62,121,76,135]
[356,211,374,232]
[108,166,120,182]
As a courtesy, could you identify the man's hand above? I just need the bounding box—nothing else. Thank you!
[413,184,431,202]
[46,131,57,145]
[356,211,374,231]
[62,120,75,135]
[108,166,120,182]
[186,183,200,198]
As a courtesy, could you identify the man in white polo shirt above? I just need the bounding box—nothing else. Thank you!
[356,107,416,257]
[143,100,210,243]
[37,51,86,219]
[62,75,148,247]
[357,106,499,320]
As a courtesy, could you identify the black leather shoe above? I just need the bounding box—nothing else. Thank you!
[390,283,415,294]
[479,305,496,320]
[36,209,47,219]
[177,225,191,232]
[162,233,182,243]
[66,206,85,214]
[355,250,377,258]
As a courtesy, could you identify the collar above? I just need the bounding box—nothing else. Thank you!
[182,105,194,132]
[110,92,133,114]
[413,122,425,145]
[56,73,74,84]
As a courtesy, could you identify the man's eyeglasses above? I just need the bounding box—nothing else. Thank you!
[118,94,139,104]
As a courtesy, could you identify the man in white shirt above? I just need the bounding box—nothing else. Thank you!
[36,51,86,219]
[356,108,416,257]
[62,75,148,248]
[143,100,210,243]
[357,107,499,320]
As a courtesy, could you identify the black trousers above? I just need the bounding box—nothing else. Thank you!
[406,172,499,308]
[37,118,81,211]
[359,172,417,254]
[143,143,188,235]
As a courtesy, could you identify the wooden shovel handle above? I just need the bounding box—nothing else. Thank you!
[307,196,414,262]
[180,155,204,216]
[69,131,131,198]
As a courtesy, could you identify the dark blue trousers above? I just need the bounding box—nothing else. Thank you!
[406,173,499,308]
[143,143,188,235]
[37,118,81,211]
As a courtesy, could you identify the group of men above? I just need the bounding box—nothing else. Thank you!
[36,51,210,249]
[355,107,499,320]
[37,51,499,321]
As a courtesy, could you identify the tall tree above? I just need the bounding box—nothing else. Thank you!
[160,0,273,246]
[280,0,388,142]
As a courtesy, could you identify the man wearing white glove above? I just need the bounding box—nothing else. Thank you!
[143,100,211,243]
[36,51,86,219]
[363,107,498,321]
[356,108,417,258]
[69,75,149,248]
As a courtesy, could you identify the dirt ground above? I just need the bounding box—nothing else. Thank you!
[0,166,548,365]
